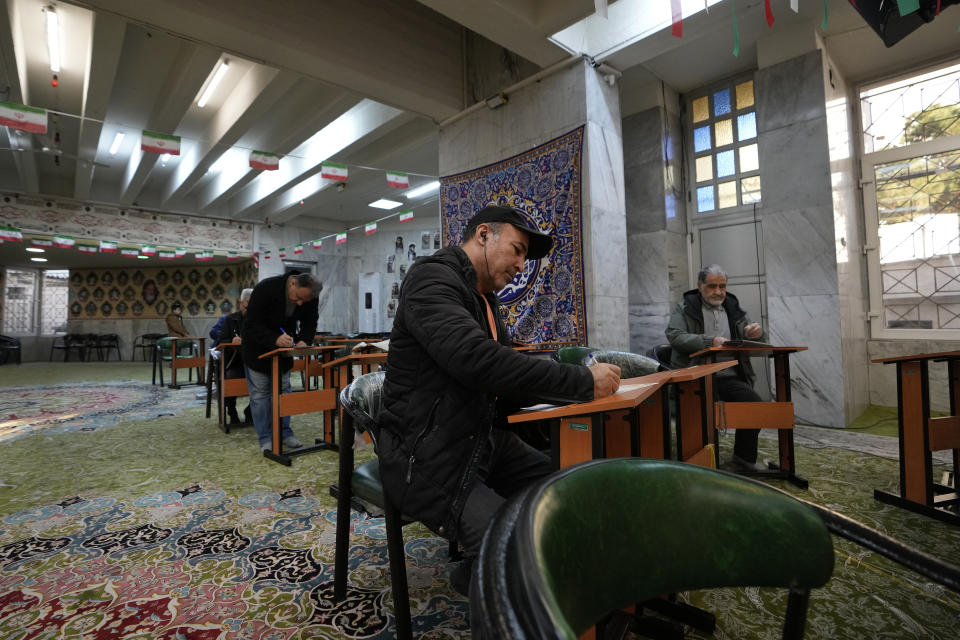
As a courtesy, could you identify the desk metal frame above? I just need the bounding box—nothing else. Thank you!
[872,351,960,525]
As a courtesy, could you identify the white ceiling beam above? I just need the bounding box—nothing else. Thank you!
[0,0,38,194]
[160,66,295,206]
[119,41,220,204]
[77,0,465,121]
[74,11,125,202]
[228,99,406,218]
[193,85,360,212]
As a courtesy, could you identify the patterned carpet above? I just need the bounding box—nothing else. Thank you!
[0,369,959,638]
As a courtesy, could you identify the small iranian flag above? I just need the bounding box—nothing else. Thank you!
[386,171,409,188]
[100,240,118,253]
[294,244,303,254]
[78,243,98,254]
[227,251,240,260]
[0,102,48,134]
[31,237,53,248]
[253,252,259,268]
[141,245,156,256]
[159,250,176,260]
[54,234,75,248]
[264,251,271,260]
[321,162,348,181]
[196,250,213,261]
[365,222,377,235]
[335,233,347,245]
[121,247,139,258]
[141,130,181,155]
[249,150,280,170]
[312,239,322,249]
[278,247,287,258]
[0,226,23,241]
[399,210,414,223]
[175,248,187,257]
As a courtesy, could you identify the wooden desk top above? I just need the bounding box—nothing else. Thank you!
[215,342,242,351]
[665,361,737,382]
[508,374,666,424]
[690,344,807,358]
[322,352,389,369]
[871,350,960,364]
[258,345,335,359]
[170,335,204,341]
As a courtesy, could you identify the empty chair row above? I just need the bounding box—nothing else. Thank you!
[49,333,122,361]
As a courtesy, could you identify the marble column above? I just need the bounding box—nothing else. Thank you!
[439,59,629,349]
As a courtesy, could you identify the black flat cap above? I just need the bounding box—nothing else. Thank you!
[466,205,553,259]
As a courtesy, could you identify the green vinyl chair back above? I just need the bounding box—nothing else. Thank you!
[471,458,835,640]
[554,346,660,378]
[153,336,199,385]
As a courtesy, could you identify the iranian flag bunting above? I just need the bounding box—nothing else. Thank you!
[141,245,156,256]
[294,244,303,254]
[196,250,213,261]
[335,233,347,245]
[249,150,280,170]
[158,250,176,260]
[121,247,139,258]
[100,240,117,253]
[0,226,23,241]
[321,162,348,181]
[399,210,414,223]
[0,102,48,134]
[227,251,240,260]
[175,248,187,257]
[264,250,271,260]
[312,239,322,249]
[54,234,75,248]
[386,171,409,188]
[31,237,53,248]
[141,130,181,155]
[78,243,98,254]
[278,247,286,258]
[365,222,377,235]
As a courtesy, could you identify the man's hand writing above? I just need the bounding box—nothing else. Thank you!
[744,323,762,339]
[591,363,621,399]
[276,333,294,348]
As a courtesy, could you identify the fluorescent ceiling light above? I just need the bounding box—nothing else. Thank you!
[369,199,403,210]
[26,247,44,253]
[198,60,230,108]
[31,257,47,262]
[108,132,125,155]
[45,7,60,73]
[405,180,440,199]
[137,255,149,259]
[160,153,171,164]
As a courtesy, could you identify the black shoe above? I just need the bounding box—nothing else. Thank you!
[227,409,241,424]
[243,407,253,424]
[720,454,768,473]
[448,558,474,597]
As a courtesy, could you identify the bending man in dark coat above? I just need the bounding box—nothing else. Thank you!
[379,205,621,594]
[242,272,321,452]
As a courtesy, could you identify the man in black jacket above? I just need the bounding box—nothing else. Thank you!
[210,288,252,424]
[379,205,621,594]
[242,272,321,451]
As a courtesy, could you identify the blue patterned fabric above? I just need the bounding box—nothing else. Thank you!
[440,127,586,350]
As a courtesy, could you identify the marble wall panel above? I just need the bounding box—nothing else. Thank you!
[583,120,626,217]
[757,117,833,213]
[586,293,630,351]
[625,158,667,235]
[629,301,673,356]
[627,232,669,304]
[762,206,839,298]
[583,202,629,300]
[767,293,845,427]
[623,108,664,169]
[756,49,827,132]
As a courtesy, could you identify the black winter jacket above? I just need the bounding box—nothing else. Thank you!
[242,274,318,374]
[378,246,594,540]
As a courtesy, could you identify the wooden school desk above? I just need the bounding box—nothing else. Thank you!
[257,346,339,466]
[215,342,249,433]
[168,336,205,390]
[872,350,960,525]
[691,344,808,488]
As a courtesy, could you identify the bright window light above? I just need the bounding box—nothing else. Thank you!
[109,132,125,155]
[45,7,60,73]
[405,180,440,199]
[26,247,44,253]
[369,199,403,210]
[198,61,230,108]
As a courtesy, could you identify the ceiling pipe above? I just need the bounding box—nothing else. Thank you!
[439,53,620,129]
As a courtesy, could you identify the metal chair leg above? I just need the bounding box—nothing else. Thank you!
[384,498,412,640]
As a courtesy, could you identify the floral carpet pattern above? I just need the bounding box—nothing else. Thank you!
[1,373,959,638]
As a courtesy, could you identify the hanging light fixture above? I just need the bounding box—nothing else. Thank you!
[45,6,61,73]
[198,60,230,108]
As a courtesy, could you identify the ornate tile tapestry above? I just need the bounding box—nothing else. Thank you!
[440,126,586,350]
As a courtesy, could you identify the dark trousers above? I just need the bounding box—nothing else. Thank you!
[456,428,553,556]
[716,375,762,463]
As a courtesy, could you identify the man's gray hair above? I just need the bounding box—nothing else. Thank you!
[291,272,323,298]
[239,288,253,302]
[697,264,727,284]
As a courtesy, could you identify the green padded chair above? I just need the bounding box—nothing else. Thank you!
[152,336,200,386]
[471,458,836,640]
[334,371,415,640]
[554,346,660,377]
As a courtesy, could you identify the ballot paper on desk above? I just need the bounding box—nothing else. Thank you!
[520,382,657,412]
